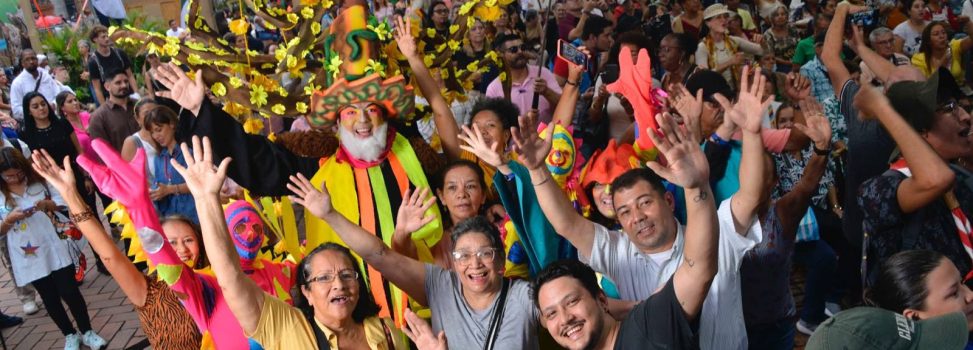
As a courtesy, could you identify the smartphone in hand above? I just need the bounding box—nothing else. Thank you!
[557,39,589,70]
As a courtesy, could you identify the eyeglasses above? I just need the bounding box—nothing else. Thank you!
[937,100,958,114]
[451,248,497,264]
[505,45,528,54]
[434,8,449,14]
[306,270,359,284]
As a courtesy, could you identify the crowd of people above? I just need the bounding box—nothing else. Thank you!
[3,0,973,348]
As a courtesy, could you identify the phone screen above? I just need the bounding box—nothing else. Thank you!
[558,40,588,69]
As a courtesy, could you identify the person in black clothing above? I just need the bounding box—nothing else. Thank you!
[531,111,718,350]
[87,25,137,106]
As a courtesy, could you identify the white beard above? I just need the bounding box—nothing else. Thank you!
[339,123,389,162]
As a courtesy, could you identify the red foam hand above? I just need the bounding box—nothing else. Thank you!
[606,46,657,151]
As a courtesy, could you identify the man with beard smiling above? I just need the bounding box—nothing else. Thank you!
[151,11,448,327]
[528,68,770,350]
[87,69,140,152]
[10,49,72,122]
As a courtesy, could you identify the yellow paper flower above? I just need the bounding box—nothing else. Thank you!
[368,22,391,41]
[187,54,204,65]
[449,24,460,35]
[163,42,180,56]
[211,82,227,97]
[448,40,460,51]
[228,76,243,88]
[275,47,287,61]
[365,59,386,77]
[423,54,435,67]
[459,1,476,15]
[223,102,249,118]
[301,7,315,19]
[435,43,447,53]
[264,21,277,30]
[327,56,343,78]
[296,102,308,114]
[250,85,269,107]
[485,50,499,62]
[304,82,321,96]
[467,16,475,28]
[321,0,334,8]
[108,26,118,36]
[243,118,265,134]
[466,62,479,72]
[302,0,320,5]
[499,71,507,82]
[311,22,322,35]
[426,28,437,38]
[268,132,277,142]
[271,104,287,115]
[287,13,299,24]
[229,19,250,36]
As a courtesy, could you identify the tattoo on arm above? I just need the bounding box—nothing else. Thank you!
[692,190,710,203]
[684,257,695,268]
[368,245,389,260]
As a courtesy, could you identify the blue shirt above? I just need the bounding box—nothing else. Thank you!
[153,145,198,222]
[800,57,836,103]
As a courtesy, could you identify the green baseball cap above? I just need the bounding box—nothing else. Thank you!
[807,307,968,350]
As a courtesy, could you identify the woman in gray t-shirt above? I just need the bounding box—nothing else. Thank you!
[289,176,540,349]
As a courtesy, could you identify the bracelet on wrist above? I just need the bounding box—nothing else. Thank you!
[709,132,730,147]
[814,145,831,156]
[70,210,96,224]
[565,80,579,86]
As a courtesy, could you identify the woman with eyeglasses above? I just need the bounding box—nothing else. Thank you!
[0,147,107,350]
[288,169,540,349]
[160,136,407,349]
[425,1,451,38]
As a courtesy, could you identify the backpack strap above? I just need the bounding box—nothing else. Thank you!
[483,278,510,350]
[302,312,333,350]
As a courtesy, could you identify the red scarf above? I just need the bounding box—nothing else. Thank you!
[334,127,397,169]
[891,158,973,281]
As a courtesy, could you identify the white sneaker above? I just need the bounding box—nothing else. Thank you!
[825,302,842,317]
[796,319,819,336]
[81,330,106,350]
[22,301,38,315]
[64,333,80,350]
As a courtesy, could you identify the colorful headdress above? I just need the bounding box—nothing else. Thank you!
[580,139,641,190]
[225,200,265,263]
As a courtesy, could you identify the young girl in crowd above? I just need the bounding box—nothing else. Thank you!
[143,105,197,222]
[120,98,160,179]
[0,147,106,350]
[893,0,927,56]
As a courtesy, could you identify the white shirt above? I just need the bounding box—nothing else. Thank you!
[582,197,763,350]
[166,27,186,38]
[91,0,126,19]
[1,182,71,287]
[893,21,924,57]
[10,70,72,121]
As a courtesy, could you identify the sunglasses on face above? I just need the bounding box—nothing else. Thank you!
[505,45,528,53]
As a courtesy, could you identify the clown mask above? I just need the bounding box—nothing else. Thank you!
[225,201,265,264]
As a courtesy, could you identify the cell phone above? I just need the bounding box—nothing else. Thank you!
[848,8,877,28]
[20,206,35,214]
[602,63,620,84]
[557,40,588,71]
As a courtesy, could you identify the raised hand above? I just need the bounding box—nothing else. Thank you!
[716,66,771,134]
[670,83,703,125]
[153,63,206,115]
[287,173,335,219]
[393,16,418,60]
[402,309,448,350]
[510,112,554,171]
[458,124,506,168]
[30,150,77,198]
[394,187,437,234]
[794,99,833,151]
[645,112,710,189]
[783,72,811,102]
[169,136,232,196]
[77,139,152,209]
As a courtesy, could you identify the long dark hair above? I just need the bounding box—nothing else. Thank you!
[0,147,46,210]
[21,91,60,134]
[160,215,211,270]
[54,90,76,119]
[293,243,381,323]
[918,21,949,67]
[865,250,945,313]
[434,160,489,229]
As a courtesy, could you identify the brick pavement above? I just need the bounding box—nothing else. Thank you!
[0,244,148,350]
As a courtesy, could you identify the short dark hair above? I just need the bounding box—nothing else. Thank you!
[89,25,108,41]
[469,97,519,129]
[582,15,612,41]
[451,216,506,263]
[865,250,945,313]
[294,243,381,323]
[102,68,127,83]
[664,33,699,61]
[531,259,603,309]
[143,104,179,130]
[436,160,487,193]
[494,33,523,51]
[610,168,667,200]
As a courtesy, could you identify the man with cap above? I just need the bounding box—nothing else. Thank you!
[807,307,968,349]
[858,68,973,288]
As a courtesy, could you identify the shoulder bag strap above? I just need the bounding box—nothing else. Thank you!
[302,312,333,350]
[381,318,395,349]
[483,278,511,350]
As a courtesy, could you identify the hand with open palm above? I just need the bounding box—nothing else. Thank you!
[393,16,418,61]
[394,187,437,234]
[458,124,506,168]
[510,112,554,171]
[287,174,335,219]
[715,66,772,134]
[795,99,833,151]
[645,112,710,190]
[153,62,206,116]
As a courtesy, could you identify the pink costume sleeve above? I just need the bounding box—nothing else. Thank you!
[78,140,253,349]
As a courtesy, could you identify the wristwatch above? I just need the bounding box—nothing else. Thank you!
[814,145,831,156]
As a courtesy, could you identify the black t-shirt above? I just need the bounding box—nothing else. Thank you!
[614,277,699,350]
[87,48,133,84]
[20,118,77,162]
